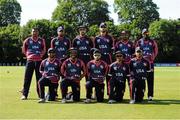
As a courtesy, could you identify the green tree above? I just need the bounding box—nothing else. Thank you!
[52,0,110,27]
[149,19,180,62]
[0,24,21,63]
[114,0,159,29]
[0,0,21,27]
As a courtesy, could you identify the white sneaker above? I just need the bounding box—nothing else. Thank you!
[129,100,135,104]
[67,96,74,102]
[61,99,66,103]
[21,95,27,100]
[38,99,45,103]
[148,96,153,101]
[108,100,116,104]
[84,99,91,103]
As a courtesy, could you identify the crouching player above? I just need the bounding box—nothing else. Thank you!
[108,51,130,104]
[60,48,86,103]
[38,48,61,103]
[85,50,108,103]
[129,47,150,104]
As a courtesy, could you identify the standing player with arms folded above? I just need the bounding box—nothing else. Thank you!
[38,48,61,103]
[85,50,108,103]
[72,25,93,81]
[135,28,158,101]
[115,30,134,65]
[51,26,71,62]
[60,48,86,103]
[21,28,46,100]
[129,47,151,104]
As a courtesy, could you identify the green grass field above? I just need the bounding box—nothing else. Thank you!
[0,66,180,119]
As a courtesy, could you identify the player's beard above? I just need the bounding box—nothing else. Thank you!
[117,59,123,63]
[94,57,101,61]
[81,31,85,35]
[32,34,38,39]
[70,55,77,60]
[49,54,55,59]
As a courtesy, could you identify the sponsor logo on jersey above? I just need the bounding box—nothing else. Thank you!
[38,41,41,44]
[55,41,59,45]
[64,42,67,45]
[113,66,117,70]
[29,40,33,44]
[143,62,147,66]
[119,44,123,47]
[77,41,81,45]
[35,51,40,54]
[133,62,137,67]
[67,63,71,67]
[91,64,95,69]
[97,39,101,43]
[123,67,126,71]
[100,65,104,69]
[128,44,131,47]
[86,40,89,44]
[76,63,80,67]
[106,39,109,43]
[46,61,49,66]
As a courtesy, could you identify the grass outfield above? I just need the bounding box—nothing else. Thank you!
[0,66,180,119]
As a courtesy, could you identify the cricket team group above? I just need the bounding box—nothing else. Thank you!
[20,22,158,104]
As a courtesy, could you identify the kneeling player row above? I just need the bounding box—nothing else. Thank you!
[38,47,151,104]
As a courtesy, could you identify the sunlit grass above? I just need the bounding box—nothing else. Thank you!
[0,66,180,119]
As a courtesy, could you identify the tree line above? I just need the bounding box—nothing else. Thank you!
[0,0,180,63]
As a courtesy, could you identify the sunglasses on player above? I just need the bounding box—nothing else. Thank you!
[116,55,123,57]
[94,54,101,57]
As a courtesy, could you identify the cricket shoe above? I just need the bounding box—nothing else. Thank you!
[148,96,153,101]
[61,99,67,103]
[84,99,91,103]
[108,100,116,104]
[129,100,135,104]
[38,99,45,103]
[21,95,27,100]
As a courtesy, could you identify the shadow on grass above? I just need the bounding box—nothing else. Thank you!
[25,97,180,105]
[144,99,180,105]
